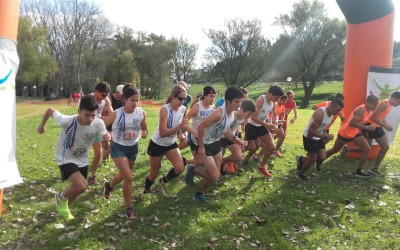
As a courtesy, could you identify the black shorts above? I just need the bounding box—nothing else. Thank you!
[303,136,325,154]
[147,140,178,157]
[220,137,234,148]
[59,163,88,181]
[363,126,385,140]
[204,140,222,156]
[337,133,361,143]
[189,139,199,152]
[245,123,269,141]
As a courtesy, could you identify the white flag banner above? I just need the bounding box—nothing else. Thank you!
[0,37,22,189]
[367,66,400,144]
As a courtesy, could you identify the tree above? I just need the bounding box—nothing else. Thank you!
[170,36,198,82]
[17,16,57,97]
[103,27,140,87]
[274,0,346,107]
[21,0,113,94]
[134,33,175,99]
[204,18,270,87]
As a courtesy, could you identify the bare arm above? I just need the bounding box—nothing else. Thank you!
[349,108,375,131]
[290,102,298,123]
[37,108,56,134]
[101,110,117,127]
[371,102,392,130]
[141,111,148,139]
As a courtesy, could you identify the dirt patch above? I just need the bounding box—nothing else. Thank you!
[141,100,163,106]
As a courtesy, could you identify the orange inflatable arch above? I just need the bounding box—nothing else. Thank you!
[337,0,395,159]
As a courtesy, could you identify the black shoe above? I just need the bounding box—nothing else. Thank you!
[88,176,98,185]
[354,170,370,178]
[103,180,112,199]
[296,155,303,171]
[297,172,307,180]
[316,162,321,172]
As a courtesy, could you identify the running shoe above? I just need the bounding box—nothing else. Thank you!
[159,178,169,197]
[340,145,349,158]
[257,166,271,177]
[296,155,303,171]
[368,168,381,176]
[297,172,307,180]
[272,151,283,158]
[88,176,98,185]
[126,207,137,220]
[316,162,322,172]
[185,164,196,187]
[103,180,113,199]
[55,192,74,221]
[354,169,370,178]
[193,193,209,203]
[227,162,237,173]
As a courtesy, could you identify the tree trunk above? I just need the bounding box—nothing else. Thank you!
[301,81,314,108]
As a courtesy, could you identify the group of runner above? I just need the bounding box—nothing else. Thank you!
[37,81,400,220]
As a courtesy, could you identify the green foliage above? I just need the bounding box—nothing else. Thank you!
[204,19,270,87]
[170,36,198,82]
[17,16,57,85]
[273,0,346,107]
[103,28,139,86]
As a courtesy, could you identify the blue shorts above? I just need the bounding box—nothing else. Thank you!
[111,142,139,161]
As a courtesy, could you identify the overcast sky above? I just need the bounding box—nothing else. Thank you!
[94,0,400,67]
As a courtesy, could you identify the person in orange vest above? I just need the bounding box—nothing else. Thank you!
[346,91,400,176]
[323,95,379,177]
[283,90,298,133]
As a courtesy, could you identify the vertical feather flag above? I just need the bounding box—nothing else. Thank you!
[1,0,21,217]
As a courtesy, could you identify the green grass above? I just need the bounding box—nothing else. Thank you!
[1,82,400,249]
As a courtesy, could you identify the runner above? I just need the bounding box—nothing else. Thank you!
[283,90,298,133]
[184,86,216,175]
[220,99,256,175]
[241,85,284,177]
[103,84,124,165]
[37,95,111,220]
[296,98,344,179]
[346,91,400,175]
[87,82,113,185]
[323,95,379,177]
[312,93,345,170]
[143,85,189,196]
[101,84,147,220]
[185,86,245,202]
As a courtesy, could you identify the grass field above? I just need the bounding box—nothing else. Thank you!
[1,83,400,249]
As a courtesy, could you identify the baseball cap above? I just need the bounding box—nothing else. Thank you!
[203,86,216,96]
[116,85,124,95]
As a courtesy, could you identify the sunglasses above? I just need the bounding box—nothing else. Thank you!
[177,96,186,101]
